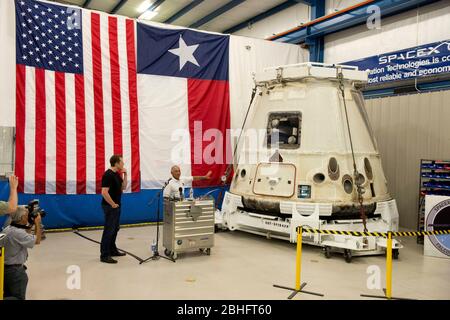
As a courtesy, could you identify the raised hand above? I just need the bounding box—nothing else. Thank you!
[9,175,19,190]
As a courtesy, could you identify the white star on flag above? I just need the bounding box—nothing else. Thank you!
[168,35,200,70]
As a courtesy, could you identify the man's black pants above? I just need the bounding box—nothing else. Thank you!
[4,265,28,300]
[100,205,121,259]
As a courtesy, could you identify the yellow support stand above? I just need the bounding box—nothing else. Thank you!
[0,247,4,300]
[361,231,412,300]
[273,226,324,299]
[295,230,302,291]
[386,231,393,299]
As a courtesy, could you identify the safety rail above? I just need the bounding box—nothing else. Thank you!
[301,228,450,238]
[274,227,450,300]
[0,246,4,300]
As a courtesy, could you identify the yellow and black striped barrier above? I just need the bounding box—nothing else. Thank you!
[0,247,4,300]
[295,227,449,300]
[273,226,324,299]
[299,227,450,238]
[274,226,450,299]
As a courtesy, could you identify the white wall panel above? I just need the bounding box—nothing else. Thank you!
[365,90,450,229]
[0,0,16,126]
[0,127,14,175]
[231,0,363,40]
[229,35,307,130]
[232,3,309,40]
[324,2,450,63]
[325,0,362,14]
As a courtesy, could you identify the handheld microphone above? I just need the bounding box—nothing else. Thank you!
[179,187,183,200]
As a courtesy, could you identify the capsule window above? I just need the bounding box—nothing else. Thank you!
[266,112,301,149]
[364,158,373,180]
[240,169,246,178]
[355,173,365,186]
[328,157,340,180]
[370,183,376,197]
[342,175,353,194]
[313,173,325,184]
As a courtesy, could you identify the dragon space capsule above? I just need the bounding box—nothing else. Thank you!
[216,63,402,260]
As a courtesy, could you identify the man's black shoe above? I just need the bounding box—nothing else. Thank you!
[111,251,126,257]
[100,256,118,264]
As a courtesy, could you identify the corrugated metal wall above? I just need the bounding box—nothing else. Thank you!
[0,127,14,175]
[365,90,450,230]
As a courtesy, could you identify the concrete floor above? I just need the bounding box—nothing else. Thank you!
[23,226,450,300]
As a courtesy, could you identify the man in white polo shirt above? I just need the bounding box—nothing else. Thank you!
[163,165,212,200]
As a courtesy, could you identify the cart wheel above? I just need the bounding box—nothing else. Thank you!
[323,246,332,259]
[392,249,399,260]
[344,249,352,263]
[171,252,178,260]
[164,248,170,257]
[206,248,211,256]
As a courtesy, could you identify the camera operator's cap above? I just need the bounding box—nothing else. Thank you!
[10,205,28,222]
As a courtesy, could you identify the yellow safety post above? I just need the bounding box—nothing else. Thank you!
[273,226,324,299]
[0,247,4,300]
[297,227,450,300]
[386,231,393,299]
[361,230,410,300]
[295,226,302,291]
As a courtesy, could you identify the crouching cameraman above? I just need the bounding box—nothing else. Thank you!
[1,206,41,300]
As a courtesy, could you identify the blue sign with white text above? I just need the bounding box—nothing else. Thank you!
[345,40,450,85]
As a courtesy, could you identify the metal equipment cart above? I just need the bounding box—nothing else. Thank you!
[163,197,215,260]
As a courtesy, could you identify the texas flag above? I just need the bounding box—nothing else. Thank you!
[136,23,232,189]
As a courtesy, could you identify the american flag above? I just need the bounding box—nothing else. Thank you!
[15,0,140,194]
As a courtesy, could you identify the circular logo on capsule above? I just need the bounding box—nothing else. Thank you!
[426,199,450,257]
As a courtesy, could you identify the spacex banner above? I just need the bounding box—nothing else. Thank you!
[345,40,450,85]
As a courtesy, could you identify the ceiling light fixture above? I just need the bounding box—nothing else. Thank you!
[137,0,163,20]
[139,10,158,20]
[137,0,152,13]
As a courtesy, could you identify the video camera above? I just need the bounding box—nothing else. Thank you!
[26,199,46,225]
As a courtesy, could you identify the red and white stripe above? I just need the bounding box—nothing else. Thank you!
[15,10,140,194]
[137,73,231,189]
